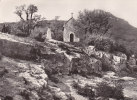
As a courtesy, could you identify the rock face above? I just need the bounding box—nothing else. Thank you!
[0,57,48,100]
[84,46,127,72]
[0,33,40,60]
[84,45,95,56]
[0,39,35,60]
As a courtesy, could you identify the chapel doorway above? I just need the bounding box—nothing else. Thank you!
[70,33,74,42]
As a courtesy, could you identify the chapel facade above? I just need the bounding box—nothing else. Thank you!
[63,15,79,42]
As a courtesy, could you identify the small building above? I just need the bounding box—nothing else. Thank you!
[63,15,79,42]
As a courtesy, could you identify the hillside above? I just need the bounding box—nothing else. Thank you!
[109,17,137,54]
[0,32,137,99]
[1,11,137,54]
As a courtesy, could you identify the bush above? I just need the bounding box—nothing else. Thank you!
[71,56,102,77]
[20,90,30,100]
[42,53,70,76]
[71,57,91,76]
[87,33,128,55]
[88,33,115,52]
[38,86,55,100]
[96,82,124,99]
[31,27,46,42]
[4,96,13,100]
[2,24,11,34]
[43,60,59,77]
[66,94,75,100]
[50,20,64,41]
[101,55,114,72]
[72,81,95,99]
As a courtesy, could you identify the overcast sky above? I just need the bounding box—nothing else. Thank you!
[0,0,137,27]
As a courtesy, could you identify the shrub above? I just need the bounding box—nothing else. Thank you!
[96,82,124,99]
[87,33,128,55]
[112,42,128,55]
[72,81,81,90]
[49,75,61,83]
[20,90,30,100]
[31,27,46,42]
[88,33,115,52]
[43,60,58,77]
[101,55,114,72]
[4,96,13,100]
[42,53,70,76]
[34,33,45,42]
[50,20,64,41]
[2,24,11,34]
[72,81,95,99]
[38,86,54,100]
[66,94,75,100]
[71,56,102,77]
[71,57,91,76]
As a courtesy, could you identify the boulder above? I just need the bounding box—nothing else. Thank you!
[113,55,121,65]
[84,45,95,56]
[92,51,128,72]
[111,53,127,72]
[84,46,128,72]
[19,64,48,89]
[49,86,68,100]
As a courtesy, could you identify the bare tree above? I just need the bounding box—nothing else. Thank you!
[15,4,45,36]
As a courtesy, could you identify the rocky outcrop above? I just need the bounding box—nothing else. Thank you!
[84,45,127,72]
[0,32,57,61]
[0,57,48,100]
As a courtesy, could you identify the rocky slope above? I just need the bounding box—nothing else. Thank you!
[0,56,48,100]
[0,33,137,100]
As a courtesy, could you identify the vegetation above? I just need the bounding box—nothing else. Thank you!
[1,6,137,100]
[31,27,47,42]
[1,24,11,33]
[87,33,115,52]
[72,81,95,100]
[0,8,137,55]
[86,33,129,57]
[96,82,124,99]
[74,9,134,56]
[49,19,64,41]
[14,4,45,37]
[73,81,125,100]
[74,9,112,41]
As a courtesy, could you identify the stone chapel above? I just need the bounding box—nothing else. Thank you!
[63,14,79,42]
[46,13,80,42]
